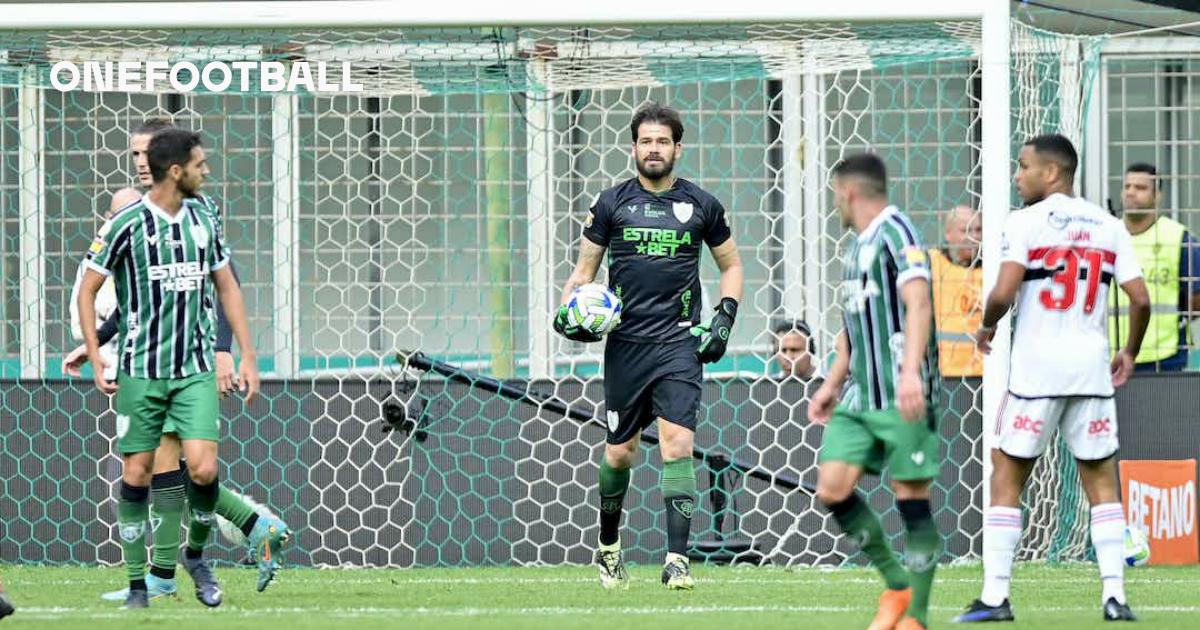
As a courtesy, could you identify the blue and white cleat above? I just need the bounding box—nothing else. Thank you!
[953,598,1015,623]
[248,516,292,592]
[182,556,222,607]
[100,574,177,602]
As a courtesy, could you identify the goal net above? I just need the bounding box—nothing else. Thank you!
[0,15,1100,567]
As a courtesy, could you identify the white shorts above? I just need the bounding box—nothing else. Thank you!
[994,393,1119,461]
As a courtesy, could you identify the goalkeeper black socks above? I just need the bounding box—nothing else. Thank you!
[597,459,631,546]
[661,458,696,556]
[149,467,187,579]
[898,499,940,626]
[824,492,909,591]
[118,481,150,589]
[185,476,220,553]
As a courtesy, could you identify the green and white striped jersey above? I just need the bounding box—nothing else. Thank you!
[85,194,230,379]
[838,205,941,413]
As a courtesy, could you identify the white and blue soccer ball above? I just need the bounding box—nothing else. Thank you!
[567,283,622,337]
[1124,525,1151,567]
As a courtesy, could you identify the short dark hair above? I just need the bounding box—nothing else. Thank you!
[147,128,202,183]
[1125,162,1161,189]
[134,117,174,136]
[831,152,887,198]
[630,102,684,143]
[1024,134,1078,183]
[773,320,815,354]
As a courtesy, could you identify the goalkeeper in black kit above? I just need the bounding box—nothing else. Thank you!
[553,102,744,590]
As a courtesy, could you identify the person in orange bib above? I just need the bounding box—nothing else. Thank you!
[929,205,983,378]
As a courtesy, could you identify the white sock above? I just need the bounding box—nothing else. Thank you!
[982,506,1022,606]
[1091,502,1126,605]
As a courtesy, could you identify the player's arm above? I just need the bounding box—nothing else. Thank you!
[692,237,744,363]
[213,261,241,396]
[897,277,933,422]
[710,238,744,303]
[975,262,1026,354]
[1113,225,1150,386]
[558,237,606,306]
[552,236,607,343]
[78,268,116,394]
[808,329,848,425]
[212,264,259,403]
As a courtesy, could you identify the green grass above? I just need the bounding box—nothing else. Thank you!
[2,563,1198,629]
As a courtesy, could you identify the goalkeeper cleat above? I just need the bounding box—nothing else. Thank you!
[867,587,912,630]
[952,598,1015,623]
[182,556,223,607]
[595,545,629,590]
[248,516,291,592]
[100,574,178,602]
[660,552,695,591]
[1103,598,1137,622]
[0,591,14,619]
[122,589,149,610]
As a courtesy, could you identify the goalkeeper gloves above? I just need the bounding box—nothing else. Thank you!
[691,297,738,363]
[553,304,603,343]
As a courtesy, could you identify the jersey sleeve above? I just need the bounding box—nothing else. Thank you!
[882,223,930,288]
[209,215,231,272]
[703,197,732,247]
[1000,213,1030,267]
[1113,223,1143,284]
[84,218,131,277]
[581,192,613,247]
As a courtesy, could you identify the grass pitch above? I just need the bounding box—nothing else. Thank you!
[2,562,1198,629]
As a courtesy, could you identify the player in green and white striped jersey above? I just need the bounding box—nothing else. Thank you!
[77,128,258,610]
[806,154,942,630]
[65,119,290,602]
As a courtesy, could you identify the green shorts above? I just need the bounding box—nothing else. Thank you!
[818,405,940,481]
[115,371,220,454]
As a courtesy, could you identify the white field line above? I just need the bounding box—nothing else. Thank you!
[16,603,1200,620]
[29,575,1200,587]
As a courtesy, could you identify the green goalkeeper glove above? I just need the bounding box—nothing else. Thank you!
[690,297,738,363]
[553,305,603,343]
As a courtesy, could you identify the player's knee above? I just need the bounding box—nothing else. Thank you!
[816,481,853,507]
[186,461,218,486]
[605,440,638,468]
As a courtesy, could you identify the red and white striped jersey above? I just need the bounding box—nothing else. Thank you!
[1001,193,1142,397]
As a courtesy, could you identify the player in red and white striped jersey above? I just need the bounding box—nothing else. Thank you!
[956,135,1150,623]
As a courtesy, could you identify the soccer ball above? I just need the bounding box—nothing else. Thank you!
[566,283,622,337]
[1124,526,1151,567]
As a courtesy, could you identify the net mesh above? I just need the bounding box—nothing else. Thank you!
[0,19,1100,567]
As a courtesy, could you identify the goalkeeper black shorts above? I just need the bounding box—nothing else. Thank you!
[602,336,702,445]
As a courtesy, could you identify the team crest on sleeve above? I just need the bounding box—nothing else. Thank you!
[672,202,694,224]
[88,237,106,255]
[902,246,927,267]
[585,210,594,228]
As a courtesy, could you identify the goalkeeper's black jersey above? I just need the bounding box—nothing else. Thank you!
[582,177,731,344]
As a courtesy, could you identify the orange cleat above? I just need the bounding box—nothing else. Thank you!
[895,617,926,630]
[866,587,912,630]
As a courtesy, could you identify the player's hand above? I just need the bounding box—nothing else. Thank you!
[807,382,838,425]
[553,305,603,343]
[238,353,260,404]
[691,297,738,364]
[63,344,89,377]
[91,357,117,395]
[974,325,996,354]
[897,370,926,423]
[215,351,236,397]
[1111,349,1135,388]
